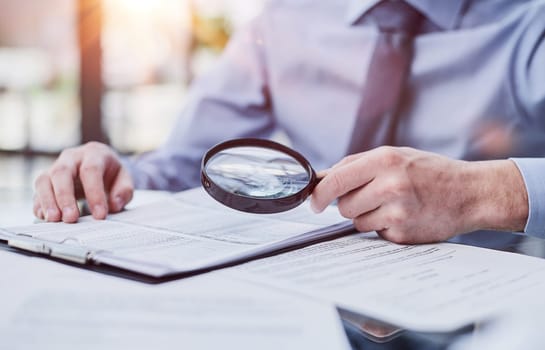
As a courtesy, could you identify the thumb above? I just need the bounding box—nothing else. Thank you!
[108,167,134,213]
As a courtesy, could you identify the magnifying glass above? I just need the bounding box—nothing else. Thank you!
[201,138,318,214]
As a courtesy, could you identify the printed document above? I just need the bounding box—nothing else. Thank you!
[234,232,545,332]
[1,188,352,277]
[4,188,545,332]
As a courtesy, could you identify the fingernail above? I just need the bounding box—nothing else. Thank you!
[93,205,106,219]
[114,196,125,211]
[310,201,320,213]
[62,206,76,220]
[46,208,57,221]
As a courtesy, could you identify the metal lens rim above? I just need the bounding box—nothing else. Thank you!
[201,138,317,214]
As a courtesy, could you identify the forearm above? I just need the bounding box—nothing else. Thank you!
[464,160,529,233]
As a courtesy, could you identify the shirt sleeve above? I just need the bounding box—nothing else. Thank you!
[510,158,545,237]
[509,7,545,237]
[125,13,274,191]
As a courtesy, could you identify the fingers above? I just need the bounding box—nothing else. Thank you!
[49,157,80,223]
[33,142,128,222]
[352,205,413,244]
[34,148,82,223]
[311,155,378,213]
[50,174,79,223]
[312,146,468,245]
[314,153,362,179]
[337,180,383,219]
[78,143,133,217]
[107,167,134,213]
[34,174,62,222]
[312,147,409,213]
[33,195,44,220]
[352,207,387,234]
[331,152,362,169]
[79,156,109,220]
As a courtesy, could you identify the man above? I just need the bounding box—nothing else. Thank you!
[33,0,545,244]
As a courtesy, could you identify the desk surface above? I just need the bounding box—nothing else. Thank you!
[2,184,545,349]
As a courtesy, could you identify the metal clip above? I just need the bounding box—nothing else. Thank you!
[49,243,90,264]
[8,237,52,255]
[8,237,90,265]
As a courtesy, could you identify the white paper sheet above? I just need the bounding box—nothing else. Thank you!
[233,232,545,332]
[0,228,14,240]
[0,250,350,350]
[3,188,349,276]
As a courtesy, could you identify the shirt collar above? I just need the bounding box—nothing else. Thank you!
[345,0,467,30]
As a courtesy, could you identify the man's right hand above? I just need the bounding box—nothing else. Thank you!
[33,142,134,223]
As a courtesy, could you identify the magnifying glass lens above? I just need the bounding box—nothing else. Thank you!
[201,139,318,213]
[205,147,310,198]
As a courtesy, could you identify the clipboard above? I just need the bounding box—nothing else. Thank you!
[0,189,356,284]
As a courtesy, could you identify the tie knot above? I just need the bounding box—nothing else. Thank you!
[368,0,424,35]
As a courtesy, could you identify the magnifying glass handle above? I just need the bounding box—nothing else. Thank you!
[316,170,329,181]
[308,172,324,193]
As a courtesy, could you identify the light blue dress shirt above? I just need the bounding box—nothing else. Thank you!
[126,0,545,237]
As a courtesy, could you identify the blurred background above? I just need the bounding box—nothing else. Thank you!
[0,0,265,225]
